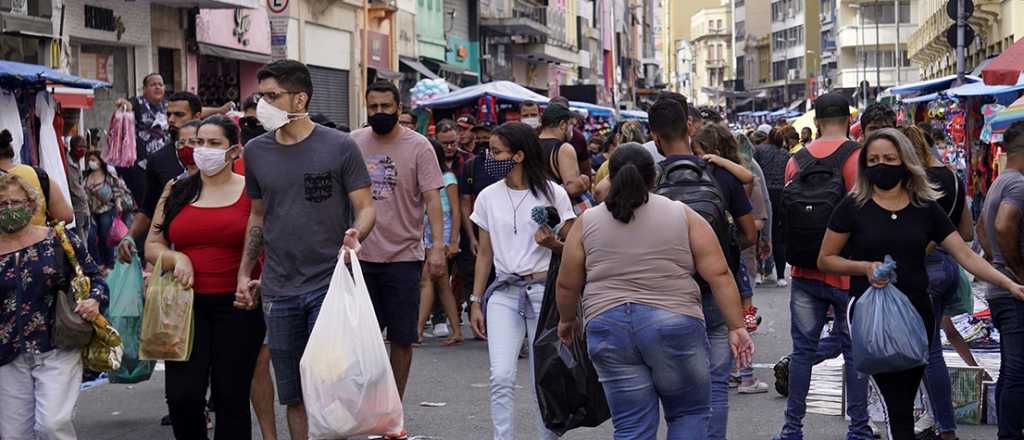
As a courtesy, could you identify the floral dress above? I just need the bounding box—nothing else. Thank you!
[0,229,109,367]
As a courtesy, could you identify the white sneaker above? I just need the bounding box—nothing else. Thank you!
[776,279,789,288]
[914,411,936,434]
[433,323,451,338]
[738,380,770,394]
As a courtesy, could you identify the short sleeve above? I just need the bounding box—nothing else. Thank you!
[243,147,262,200]
[928,201,957,243]
[784,156,798,185]
[841,148,862,192]
[552,183,577,224]
[444,172,458,187]
[594,160,610,185]
[338,136,371,193]
[470,194,489,231]
[717,169,752,218]
[416,139,445,193]
[828,195,858,233]
[1004,177,1024,211]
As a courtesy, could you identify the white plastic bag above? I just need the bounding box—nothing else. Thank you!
[300,250,404,439]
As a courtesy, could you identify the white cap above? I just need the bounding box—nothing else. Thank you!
[757,124,772,135]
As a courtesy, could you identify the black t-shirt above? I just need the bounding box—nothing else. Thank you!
[828,195,956,300]
[142,141,185,218]
[926,166,965,225]
[457,156,501,199]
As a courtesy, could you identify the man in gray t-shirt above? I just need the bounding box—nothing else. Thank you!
[236,60,375,440]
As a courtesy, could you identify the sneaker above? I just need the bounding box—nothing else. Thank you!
[434,323,451,338]
[744,306,760,333]
[774,356,790,397]
[738,380,770,394]
[728,375,741,389]
[914,411,936,435]
[776,279,789,288]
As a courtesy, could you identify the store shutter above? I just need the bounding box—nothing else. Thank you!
[308,65,349,128]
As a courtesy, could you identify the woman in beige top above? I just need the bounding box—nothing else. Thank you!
[555,144,754,439]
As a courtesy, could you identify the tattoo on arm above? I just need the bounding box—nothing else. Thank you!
[246,225,264,260]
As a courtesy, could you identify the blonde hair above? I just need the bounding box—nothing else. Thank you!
[852,128,942,207]
[0,173,40,214]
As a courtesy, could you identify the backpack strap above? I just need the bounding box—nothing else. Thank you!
[794,140,860,174]
[464,156,477,187]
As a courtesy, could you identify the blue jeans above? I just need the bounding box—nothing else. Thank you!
[781,278,872,440]
[923,250,959,434]
[700,288,732,440]
[586,304,711,440]
[990,297,1024,440]
[88,209,116,267]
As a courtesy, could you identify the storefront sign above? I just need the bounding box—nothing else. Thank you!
[196,8,271,55]
[367,31,391,71]
[269,16,288,60]
[78,52,111,82]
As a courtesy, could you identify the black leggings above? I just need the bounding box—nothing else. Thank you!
[166,293,265,440]
[768,188,787,279]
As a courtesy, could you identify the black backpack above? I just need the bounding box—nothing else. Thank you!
[783,141,860,269]
[654,158,738,272]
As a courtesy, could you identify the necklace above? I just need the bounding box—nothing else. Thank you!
[505,185,530,234]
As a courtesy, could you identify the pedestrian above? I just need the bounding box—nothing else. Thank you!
[351,80,446,410]
[239,94,267,145]
[145,115,265,440]
[114,73,170,204]
[237,60,376,440]
[800,127,813,147]
[645,94,756,440]
[554,143,754,439]
[0,130,74,226]
[456,115,478,154]
[818,127,1024,440]
[519,100,541,129]
[83,151,134,269]
[537,103,591,198]
[587,134,608,171]
[783,126,801,154]
[754,127,791,287]
[116,92,205,264]
[467,122,575,440]
[859,104,897,141]
[900,125,975,440]
[549,96,593,177]
[0,173,109,440]
[773,93,872,440]
[416,139,463,346]
[399,110,416,131]
[437,120,471,178]
[66,136,92,244]
[975,120,1024,440]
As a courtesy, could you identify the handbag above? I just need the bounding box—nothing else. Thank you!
[53,223,123,372]
[51,223,95,349]
[107,212,129,248]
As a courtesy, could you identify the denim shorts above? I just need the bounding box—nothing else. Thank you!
[736,261,753,299]
[262,286,328,405]
[423,211,453,248]
[362,261,423,345]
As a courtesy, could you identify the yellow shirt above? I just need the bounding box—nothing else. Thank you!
[593,160,611,189]
[5,164,48,226]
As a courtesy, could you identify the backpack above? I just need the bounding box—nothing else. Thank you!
[654,158,738,272]
[782,141,860,269]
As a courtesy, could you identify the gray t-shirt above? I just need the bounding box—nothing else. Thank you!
[244,125,371,298]
[982,169,1024,300]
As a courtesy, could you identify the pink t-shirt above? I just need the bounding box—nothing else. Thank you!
[351,126,444,263]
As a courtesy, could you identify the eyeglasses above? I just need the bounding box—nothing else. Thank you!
[255,91,298,102]
[0,199,28,209]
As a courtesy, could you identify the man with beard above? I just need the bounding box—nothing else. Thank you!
[436,119,470,177]
[456,115,476,153]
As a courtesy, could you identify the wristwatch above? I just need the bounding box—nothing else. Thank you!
[469,295,482,304]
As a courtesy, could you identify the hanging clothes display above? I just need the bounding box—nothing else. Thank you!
[35,92,74,217]
[0,89,24,164]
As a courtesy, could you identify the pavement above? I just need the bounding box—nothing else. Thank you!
[74,283,999,439]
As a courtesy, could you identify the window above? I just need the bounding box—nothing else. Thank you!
[716,19,723,30]
[773,60,787,81]
[862,1,910,24]
[735,0,745,6]
[736,21,746,39]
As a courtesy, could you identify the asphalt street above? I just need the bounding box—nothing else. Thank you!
[74,284,999,439]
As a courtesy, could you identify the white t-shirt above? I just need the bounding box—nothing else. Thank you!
[642,140,666,163]
[471,180,576,275]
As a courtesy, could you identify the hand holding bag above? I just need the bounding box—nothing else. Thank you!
[107,241,154,383]
[851,256,929,376]
[107,212,129,248]
[139,252,194,361]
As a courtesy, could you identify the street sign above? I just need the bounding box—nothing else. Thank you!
[946,0,974,20]
[946,23,976,48]
[268,0,288,14]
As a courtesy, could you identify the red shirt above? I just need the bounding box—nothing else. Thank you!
[168,191,251,294]
[784,138,861,290]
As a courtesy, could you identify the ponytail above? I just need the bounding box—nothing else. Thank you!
[0,129,14,159]
[605,142,656,223]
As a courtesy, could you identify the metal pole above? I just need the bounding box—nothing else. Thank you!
[895,0,901,86]
[860,5,866,108]
[956,0,965,83]
[874,1,881,102]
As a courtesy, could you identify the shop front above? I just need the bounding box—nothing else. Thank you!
[192,7,271,108]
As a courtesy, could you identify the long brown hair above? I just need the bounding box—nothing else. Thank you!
[899,125,933,166]
[692,124,742,164]
[853,128,941,207]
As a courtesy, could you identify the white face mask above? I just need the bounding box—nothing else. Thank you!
[521,117,540,128]
[256,98,307,132]
[193,147,234,176]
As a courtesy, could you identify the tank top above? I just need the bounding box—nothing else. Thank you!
[168,189,251,294]
[539,138,565,184]
[581,194,704,322]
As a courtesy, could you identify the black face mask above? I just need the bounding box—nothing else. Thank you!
[240,117,266,144]
[475,141,490,154]
[368,112,399,135]
[865,163,909,190]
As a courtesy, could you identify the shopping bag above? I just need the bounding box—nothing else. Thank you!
[532,253,611,435]
[300,250,404,439]
[107,214,129,248]
[944,267,974,317]
[107,246,154,383]
[851,255,929,376]
[139,252,194,361]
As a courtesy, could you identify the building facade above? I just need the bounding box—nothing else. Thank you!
[908,0,1021,80]
[691,5,732,108]
[830,0,919,104]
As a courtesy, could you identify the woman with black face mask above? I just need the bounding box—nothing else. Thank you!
[817,128,1024,440]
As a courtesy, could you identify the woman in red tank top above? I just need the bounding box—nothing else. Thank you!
[144,116,264,440]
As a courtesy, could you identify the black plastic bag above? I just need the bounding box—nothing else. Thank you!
[532,253,611,436]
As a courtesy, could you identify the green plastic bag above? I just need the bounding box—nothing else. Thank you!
[944,267,974,317]
[107,240,154,384]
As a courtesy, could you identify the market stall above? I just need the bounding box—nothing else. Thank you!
[569,101,615,139]
[417,80,551,126]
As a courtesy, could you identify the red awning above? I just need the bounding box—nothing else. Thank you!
[50,86,95,109]
[982,37,1024,86]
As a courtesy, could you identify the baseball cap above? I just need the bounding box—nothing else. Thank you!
[814,93,851,119]
[757,124,773,135]
[471,121,495,132]
[456,115,476,129]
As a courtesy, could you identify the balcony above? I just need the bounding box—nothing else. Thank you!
[837,23,918,48]
[146,0,258,9]
[835,67,920,89]
[514,41,578,65]
[481,0,550,37]
[707,59,727,68]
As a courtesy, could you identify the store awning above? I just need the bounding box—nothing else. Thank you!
[569,101,615,119]
[50,86,95,109]
[399,57,439,80]
[946,76,1024,97]
[982,37,1024,86]
[197,43,271,64]
[0,60,110,90]
[888,74,981,96]
[787,99,806,112]
[436,62,479,77]
[902,93,939,104]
